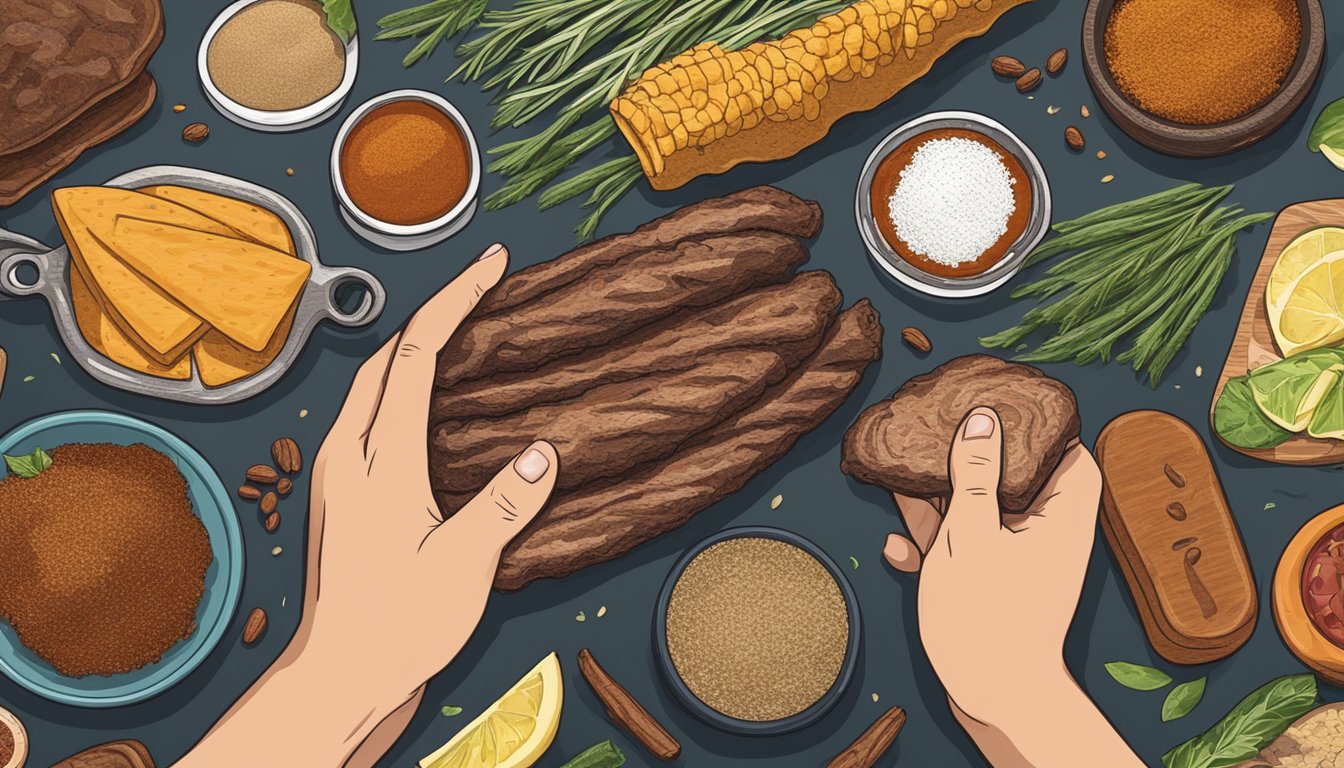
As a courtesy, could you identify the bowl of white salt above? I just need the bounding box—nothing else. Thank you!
[856,111,1051,299]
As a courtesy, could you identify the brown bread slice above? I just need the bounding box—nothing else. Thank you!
[475,186,821,316]
[434,231,808,389]
[432,271,840,420]
[431,348,790,494]
[494,301,882,591]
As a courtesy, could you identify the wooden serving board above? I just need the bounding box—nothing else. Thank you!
[1211,199,1344,465]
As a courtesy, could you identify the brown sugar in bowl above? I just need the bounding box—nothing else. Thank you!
[1275,504,1344,686]
[1082,0,1324,157]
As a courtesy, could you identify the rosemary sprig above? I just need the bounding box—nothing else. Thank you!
[375,0,487,68]
[980,185,1271,385]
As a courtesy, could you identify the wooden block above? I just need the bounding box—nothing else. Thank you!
[51,739,155,768]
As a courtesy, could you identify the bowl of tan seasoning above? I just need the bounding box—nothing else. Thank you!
[654,527,861,735]
[199,0,357,132]
[1082,0,1324,157]
[856,111,1051,299]
[331,90,480,251]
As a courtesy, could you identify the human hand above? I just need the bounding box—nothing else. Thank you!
[177,244,560,768]
[883,406,1140,768]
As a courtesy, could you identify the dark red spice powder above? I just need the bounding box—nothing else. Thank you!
[0,724,13,765]
[0,443,212,677]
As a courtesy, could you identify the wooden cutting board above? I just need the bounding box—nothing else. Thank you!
[51,740,155,768]
[1210,199,1344,465]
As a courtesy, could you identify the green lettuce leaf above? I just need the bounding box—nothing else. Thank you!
[322,0,356,45]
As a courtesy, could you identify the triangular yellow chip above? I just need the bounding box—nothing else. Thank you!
[193,298,298,388]
[70,261,192,380]
[109,217,311,352]
[139,185,296,255]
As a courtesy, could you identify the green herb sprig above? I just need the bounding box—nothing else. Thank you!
[1162,675,1316,768]
[981,184,1272,385]
[3,447,52,478]
[559,740,626,768]
[321,0,358,45]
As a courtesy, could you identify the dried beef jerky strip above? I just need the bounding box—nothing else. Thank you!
[495,301,883,591]
[475,186,821,316]
[435,231,807,390]
[432,349,790,494]
[432,271,839,420]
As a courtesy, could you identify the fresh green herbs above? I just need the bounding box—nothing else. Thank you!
[1104,661,1172,691]
[1214,377,1293,449]
[3,447,52,479]
[981,184,1272,385]
[1162,678,1206,723]
[559,740,626,768]
[1308,97,1344,168]
[1162,675,1317,768]
[849,556,860,570]
[321,0,357,45]
[440,705,463,717]
[376,0,848,239]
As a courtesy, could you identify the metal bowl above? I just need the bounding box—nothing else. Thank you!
[855,111,1052,299]
[331,90,482,251]
[198,0,359,132]
[653,526,862,735]
[0,165,385,404]
[0,411,243,708]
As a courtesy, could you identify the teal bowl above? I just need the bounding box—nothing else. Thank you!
[0,411,243,707]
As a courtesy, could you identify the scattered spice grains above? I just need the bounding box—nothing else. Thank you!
[1081,105,1091,118]
[666,537,849,722]
[1102,175,1115,184]
[576,611,587,622]
[771,494,783,510]
[597,605,608,618]
[0,444,210,676]
[286,167,295,177]
[1104,0,1301,125]
[1196,365,1204,377]
[1097,150,1108,160]
[172,103,186,113]
[272,546,283,556]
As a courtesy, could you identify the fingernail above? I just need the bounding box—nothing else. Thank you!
[963,412,996,441]
[514,446,550,483]
[476,243,506,262]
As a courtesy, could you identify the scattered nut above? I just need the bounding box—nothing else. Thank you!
[172,103,186,113]
[272,437,302,474]
[1015,68,1042,93]
[1046,48,1068,76]
[1101,174,1115,184]
[285,167,295,176]
[1097,150,1108,159]
[242,607,267,645]
[277,477,293,496]
[901,326,933,354]
[264,511,281,533]
[991,55,1027,78]
[1081,104,1091,118]
[246,464,279,485]
[182,122,209,142]
[1065,126,1086,150]
[260,491,278,515]
[238,484,262,502]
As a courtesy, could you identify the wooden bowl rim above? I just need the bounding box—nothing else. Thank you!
[1273,504,1344,685]
[1082,0,1324,147]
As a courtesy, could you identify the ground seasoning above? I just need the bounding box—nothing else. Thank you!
[1104,0,1301,125]
[207,0,345,111]
[0,726,11,766]
[665,537,849,722]
[0,444,212,677]
[339,100,471,225]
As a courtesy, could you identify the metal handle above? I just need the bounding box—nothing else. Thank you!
[314,266,385,328]
[0,227,52,299]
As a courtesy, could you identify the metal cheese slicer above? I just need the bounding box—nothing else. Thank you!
[0,166,386,404]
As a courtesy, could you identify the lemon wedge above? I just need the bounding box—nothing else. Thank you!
[419,652,562,768]
[1268,247,1344,358]
[1268,227,1344,308]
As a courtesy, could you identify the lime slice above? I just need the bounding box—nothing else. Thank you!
[1309,373,1344,439]
[1268,251,1344,357]
[1268,227,1344,308]
[419,652,562,768]
[1248,350,1344,431]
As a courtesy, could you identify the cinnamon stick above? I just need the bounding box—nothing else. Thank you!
[577,648,680,761]
[827,706,907,768]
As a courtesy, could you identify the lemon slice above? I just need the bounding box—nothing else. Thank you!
[1268,227,1344,309]
[1268,249,1344,358]
[420,652,562,768]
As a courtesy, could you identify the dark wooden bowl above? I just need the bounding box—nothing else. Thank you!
[1082,0,1324,157]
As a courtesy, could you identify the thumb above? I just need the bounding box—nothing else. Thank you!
[944,407,1003,533]
[441,440,559,551]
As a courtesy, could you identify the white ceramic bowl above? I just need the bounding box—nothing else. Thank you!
[330,90,481,251]
[198,0,358,132]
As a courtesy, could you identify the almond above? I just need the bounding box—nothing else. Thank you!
[246,464,279,485]
[1015,68,1042,94]
[277,477,293,496]
[238,484,261,502]
[991,56,1026,78]
[901,327,933,354]
[242,608,267,645]
[271,437,302,475]
[1046,48,1068,76]
[264,511,281,533]
[260,491,278,515]
[182,122,209,142]
[1065,126,1086,150]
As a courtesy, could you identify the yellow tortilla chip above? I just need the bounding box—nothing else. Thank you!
[193,299,297,388]
[70,261,192,380]
[51,186,230,362]
[138,185,296,255]
[108,217,311,352]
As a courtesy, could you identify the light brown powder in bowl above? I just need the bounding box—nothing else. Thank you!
[666,536,849,722]
[207,0,345,112]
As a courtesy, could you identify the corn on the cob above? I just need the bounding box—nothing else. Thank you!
[611,0,1033,190]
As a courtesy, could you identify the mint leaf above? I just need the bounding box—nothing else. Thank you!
[4,447,52,478]
[440,705,462,717]
[322,0,356,45]
[1104,661,1172,691]
[1162,678,1206,722]
[1162,674,1316,768]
